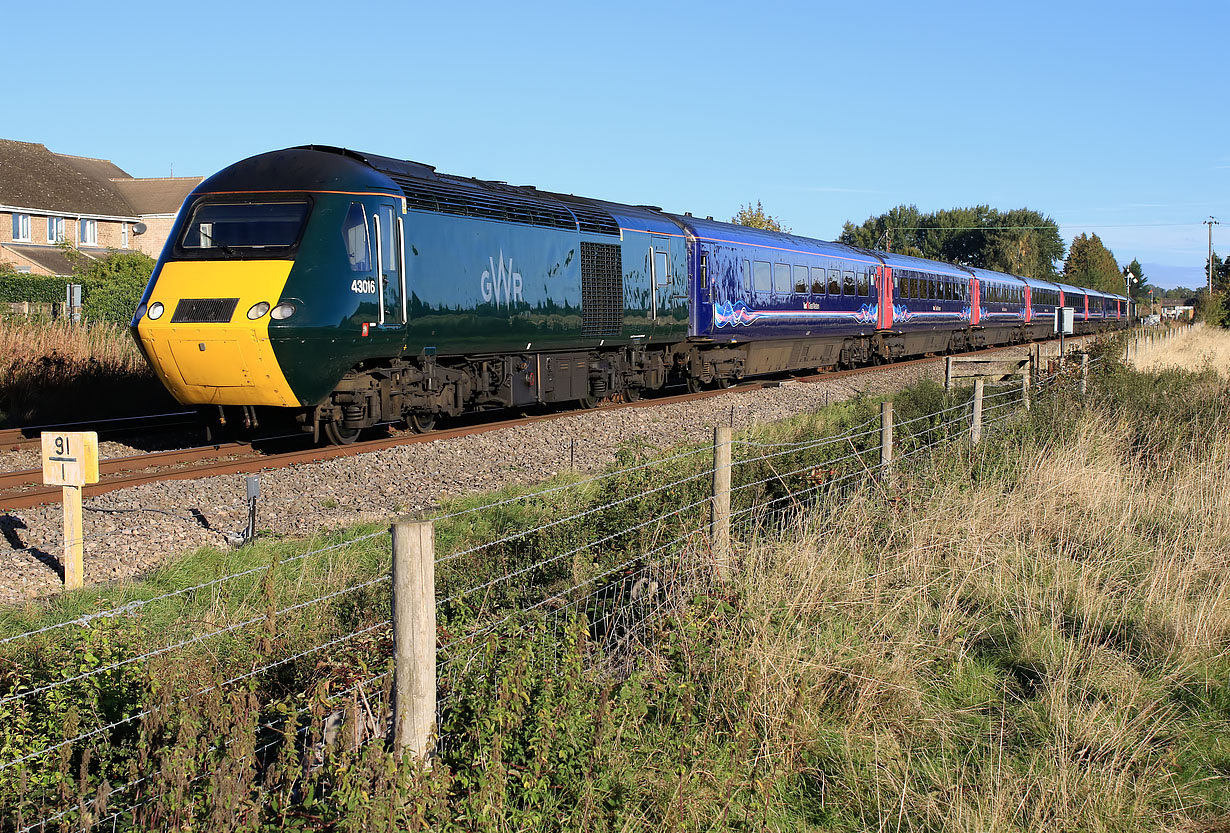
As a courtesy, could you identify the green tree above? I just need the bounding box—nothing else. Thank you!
[1063,233,1122,293]
[732,201,790,233]
[840,205,1063,279]
[1122,258,1146,299]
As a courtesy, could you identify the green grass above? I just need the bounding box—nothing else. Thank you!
[3,343,1229,831]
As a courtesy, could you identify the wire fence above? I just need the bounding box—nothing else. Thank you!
[0,347,1110,830]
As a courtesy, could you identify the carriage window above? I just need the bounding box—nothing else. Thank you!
[811,266,825,294]
[893,272,901,296]
[829,269,840,296]
[744,259,752,290]
[857,269,869,296]
[753,261,772,292]
[843,271,856,296]
[341,202,371,271]
[773,263,792,294]
[910,274,920,299]
[794,265,808,293]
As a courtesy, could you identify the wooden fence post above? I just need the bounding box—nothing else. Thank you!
[711,425,732,581]
[1080,354,1089,396]
[1021,368,1031,411]
[944,356,954,391]
[391,520,436,760]
[971,378,984,446]
[879,401,893,474]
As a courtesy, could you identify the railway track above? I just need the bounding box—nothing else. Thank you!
[0,411,199,453]
[0,339,1094,512]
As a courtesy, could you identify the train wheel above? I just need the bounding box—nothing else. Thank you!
[407,412,437,433]
[577,395,599,409]
[623,386,642,403]
[323,422,362,445]
[686,376,704,393]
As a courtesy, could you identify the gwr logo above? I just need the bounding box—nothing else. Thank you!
[480,251,524,307]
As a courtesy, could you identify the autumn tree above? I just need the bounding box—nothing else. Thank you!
[1064,233,1122,293]
[732,201,790,233]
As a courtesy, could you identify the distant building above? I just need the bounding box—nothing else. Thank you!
[0,139,202,276]
[1156,299,1195,320]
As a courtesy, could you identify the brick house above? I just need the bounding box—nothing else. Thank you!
[0,139,203,276]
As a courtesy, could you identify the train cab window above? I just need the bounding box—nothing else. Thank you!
[753,261,772,292]
[342,202,371,272]
[773,263,791,294]
[857,269,869,296]
[843,271,856,297]
[810,266,825,294]
[829,268,840,296]
[743,259,752,290]
[794,265,808,293]
[181,200,310,251]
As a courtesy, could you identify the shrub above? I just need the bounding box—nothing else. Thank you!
[80,251,155,324]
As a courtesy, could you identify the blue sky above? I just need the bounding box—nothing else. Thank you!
[8,0,1226,288]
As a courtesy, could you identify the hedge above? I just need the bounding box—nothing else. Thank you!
[0,273,68,304]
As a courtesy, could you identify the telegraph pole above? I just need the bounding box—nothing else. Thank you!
[1205,217,1219,297]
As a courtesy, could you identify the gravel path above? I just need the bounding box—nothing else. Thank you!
[0,349,1038,605]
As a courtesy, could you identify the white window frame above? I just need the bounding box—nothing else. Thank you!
[121,222,128,248]
[12,213,31,242]
[79,218,97,246]
[47,216,65,243]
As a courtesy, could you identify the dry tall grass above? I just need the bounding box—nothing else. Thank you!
[718,391,1230,830]
[1132,322,1230,377]
[0,316,168,427]
[0,316,146,373]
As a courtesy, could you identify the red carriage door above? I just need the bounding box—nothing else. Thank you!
[1024,285,1032,323]
[970,277,981,326]
[877,266,893,329]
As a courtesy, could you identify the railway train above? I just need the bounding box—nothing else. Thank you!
[130,146,1131,444]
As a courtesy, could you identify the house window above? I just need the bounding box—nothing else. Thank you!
[47,216,64,243]
[121,222,129,248]
[79,219,97,245]
[12,213,31,242]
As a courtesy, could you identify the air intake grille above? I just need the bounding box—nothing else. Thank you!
[580,242,623,337]
[390,176,578,231]
[552,195,622,236]
[171,298,239,324]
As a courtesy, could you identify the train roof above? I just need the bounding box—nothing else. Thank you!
[873,250,972,279]
[671,215,883,267]
[195,147,402,197]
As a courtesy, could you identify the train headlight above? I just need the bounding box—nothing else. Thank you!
[270,303,297,320]
[247,302,271,320]
[134,303,147,321]
[148,302,164,320]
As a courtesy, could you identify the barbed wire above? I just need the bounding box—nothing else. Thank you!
[0,528,389,647]
[430,442,713,525]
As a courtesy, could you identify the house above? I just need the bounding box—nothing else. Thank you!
[0,139,203,276]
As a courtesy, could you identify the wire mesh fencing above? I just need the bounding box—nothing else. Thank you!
[0,353,1105,830]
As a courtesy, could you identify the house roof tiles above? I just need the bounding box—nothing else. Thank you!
[0,139,203,219]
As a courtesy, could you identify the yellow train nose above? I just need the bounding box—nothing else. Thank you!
[135,260,300,406]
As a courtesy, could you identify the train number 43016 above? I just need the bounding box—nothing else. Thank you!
[350,279,377,294]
